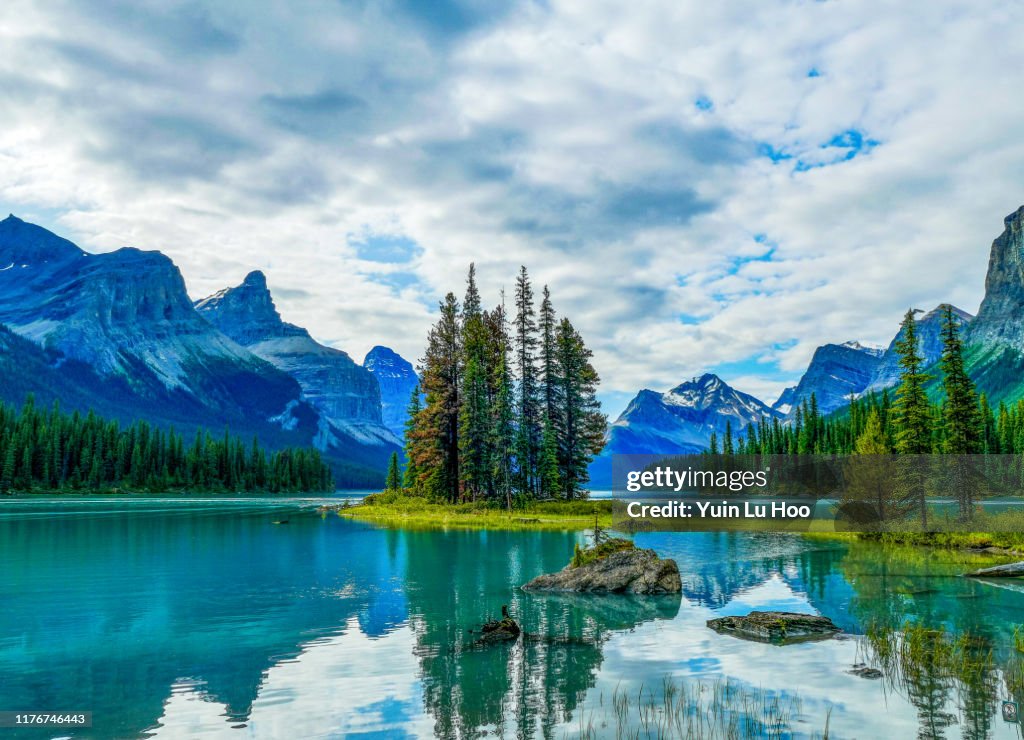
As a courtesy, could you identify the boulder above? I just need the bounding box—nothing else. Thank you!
[965,561,1024,578]
[522,548,681,594]
[476,617,521,644]
[706,611,840,644]
[849,664,883,679]
[473,606,521,645]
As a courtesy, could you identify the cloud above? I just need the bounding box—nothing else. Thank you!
[1,0,1023,421]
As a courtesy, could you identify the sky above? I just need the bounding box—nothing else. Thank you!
[1,0,1023,419]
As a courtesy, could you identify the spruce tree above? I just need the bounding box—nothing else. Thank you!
[416,292,462,502]
[385,452,401,491]
[402,384,422,489]
[458,265,491,500]
[553,318,606,499]
[842,409,903,523]
[514,266,541,497]
[892,309,933,527]
[938,305,984,518]
[485,301,516,508]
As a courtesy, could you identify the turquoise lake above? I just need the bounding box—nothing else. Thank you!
[1,498,1023,738]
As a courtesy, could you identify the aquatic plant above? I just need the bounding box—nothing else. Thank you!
[568,676,832,739]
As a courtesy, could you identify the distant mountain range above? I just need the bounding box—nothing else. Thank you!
[6,204,1024,491]
[591,204,1024,485]
[0,215,416,486]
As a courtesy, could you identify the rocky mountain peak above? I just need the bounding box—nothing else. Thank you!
[364,345,419,437]
[0,213,84,267]
[195,271,307,346]
[242,270,269,288]
[967,206,1024,349]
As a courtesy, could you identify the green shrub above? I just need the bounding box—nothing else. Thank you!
[570,537,634,568]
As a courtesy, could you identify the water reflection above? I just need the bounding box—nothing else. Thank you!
[1,503,1023,738]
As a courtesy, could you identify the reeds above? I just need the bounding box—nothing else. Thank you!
[568,676,832,739]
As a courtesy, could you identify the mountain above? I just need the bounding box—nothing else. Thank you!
[589,374,781,485]
[363,345,418,438]
[195,272,400,451]
[772,386,797,415]
[0,215,389,485]
[784,341,884,418]
[963,205,1024,403]
[0,215,307,425]
[865,304,973,393]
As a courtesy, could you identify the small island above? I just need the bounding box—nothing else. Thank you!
[522,536,682,594]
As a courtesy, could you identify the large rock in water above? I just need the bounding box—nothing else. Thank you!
[522,548,681,594]
[965,561,1024,578]
[706,611,840,644]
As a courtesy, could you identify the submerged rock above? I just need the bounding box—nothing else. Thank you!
[965,561,1024,578]
[522,547,681,594]
[848,664,884,680]
[706,611,840,644]
[473,606,521,645]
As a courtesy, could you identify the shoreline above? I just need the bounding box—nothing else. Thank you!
[335,493,613,531]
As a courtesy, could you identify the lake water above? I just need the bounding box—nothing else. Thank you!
[1,498,1023,738]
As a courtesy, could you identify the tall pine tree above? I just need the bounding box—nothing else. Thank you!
[514,266,541,496]
[892,309,933,527]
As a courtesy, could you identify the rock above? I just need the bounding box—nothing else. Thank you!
[474,606,521,644]
[848,664,883,680]
[522,548,681,594]
[706,611,840,644]
[964,561,1024,578]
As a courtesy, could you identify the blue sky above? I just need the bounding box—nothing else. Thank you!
[1,0,1022,419]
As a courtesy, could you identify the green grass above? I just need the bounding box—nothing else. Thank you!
[337,490,613,531]
[804,509,1024,553]
[570,537,634,568]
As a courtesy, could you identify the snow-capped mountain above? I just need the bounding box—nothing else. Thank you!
[771,386,797,415]
[363,345,418,438]
[195,271,400,451]
[589,374,781,485]
[0,215,396,485]
[0,215,309,429]
[783,341,885,418]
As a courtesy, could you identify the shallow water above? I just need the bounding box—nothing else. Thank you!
[1,498,1022,738]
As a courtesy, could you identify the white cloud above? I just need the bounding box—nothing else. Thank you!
[1,0,1022,412]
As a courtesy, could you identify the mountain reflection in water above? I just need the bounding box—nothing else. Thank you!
[1,500,1022,738]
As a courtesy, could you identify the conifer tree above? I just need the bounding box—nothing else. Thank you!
[891,309,933,527]
[539,285,558,422]
[514,266,541,496]
[485,301,516,508]
[458,265,491,500]
[939,305,984,518]
[416,292,462,502]
[385,452,401,491]
[553,318,606,499]
[402,385,422,489]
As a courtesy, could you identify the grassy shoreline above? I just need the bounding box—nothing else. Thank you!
[336,490,613,531]
[342,493,1024,558]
